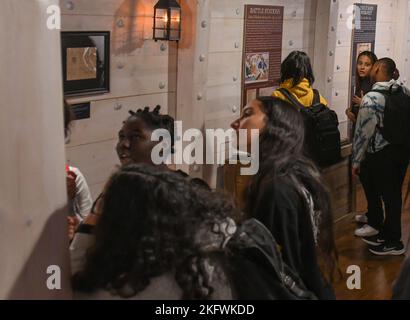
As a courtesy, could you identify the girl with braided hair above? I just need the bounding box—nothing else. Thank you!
[70,164,237,299]
[116,105,175,167]
[116,105,208,188]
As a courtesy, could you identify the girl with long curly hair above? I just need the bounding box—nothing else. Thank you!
[70,164,238,299]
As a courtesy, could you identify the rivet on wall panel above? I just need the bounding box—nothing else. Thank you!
[232,105,238,113]
[65,0,74,10]
[340,14,343,19]
[289,40,294,46]
[197,93,203,100]
[201,21,207,28]
[117,19,124,28]
[160,43,167,51]
[199,54,206,62]
[329,51,334,56]
[327,77,333,83]
[117,62,124,70]
[236,8,241,15]
[338,40,342,45]
[233,76,238,82]
[114,103,122,111]
[337,65,341,70]
[331,26,335,32]
[335,91,339,97]
[234,42,240,49]
[159,82,166,89]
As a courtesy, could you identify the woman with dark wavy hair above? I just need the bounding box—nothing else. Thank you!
[70,164,237,299]
[231,96,338,299]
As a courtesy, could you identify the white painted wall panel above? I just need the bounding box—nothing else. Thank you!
[66,139,119,187]
[67,93,169,147]
[0,0,71,299]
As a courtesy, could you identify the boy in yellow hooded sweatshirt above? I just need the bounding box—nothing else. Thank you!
[273,51,328,107]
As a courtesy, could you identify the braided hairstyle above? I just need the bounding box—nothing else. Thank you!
[127,105,175,154]
[72,164,239,299]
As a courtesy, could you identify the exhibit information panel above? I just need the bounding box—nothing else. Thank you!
[349,3,378,139]
[242,5,284,106]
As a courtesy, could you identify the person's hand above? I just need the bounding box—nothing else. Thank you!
[66,170,77,200]
[346,108,357,123]
[352,91,364,106]
[352,166,360,176]
[68,216,80,241]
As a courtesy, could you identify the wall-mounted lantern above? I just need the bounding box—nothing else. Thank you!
[153,0,181,41]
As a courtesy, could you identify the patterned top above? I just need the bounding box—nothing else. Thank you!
[352,80,409,168]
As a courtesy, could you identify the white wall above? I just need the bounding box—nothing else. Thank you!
[175,0,318,186]
[177,0,410,186]
[61,0,174,199]
[0,0,71,299]
[60,0,410,189]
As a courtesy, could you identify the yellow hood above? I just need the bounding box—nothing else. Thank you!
[272,78,328,107]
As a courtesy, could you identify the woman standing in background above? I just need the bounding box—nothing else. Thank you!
[345,52,379,236]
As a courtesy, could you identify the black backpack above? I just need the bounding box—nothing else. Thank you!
[371,85,410,145]
[278,88,341,167]
[225,219,317,300]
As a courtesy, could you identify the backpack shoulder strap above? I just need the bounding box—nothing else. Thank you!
[278,88,305,110]
[312,89,321,106]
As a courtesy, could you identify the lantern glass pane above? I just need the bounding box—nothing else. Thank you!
[169,8,181,40]
[154,8,168,39]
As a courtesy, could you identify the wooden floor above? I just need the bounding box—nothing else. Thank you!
[333,171,410,300]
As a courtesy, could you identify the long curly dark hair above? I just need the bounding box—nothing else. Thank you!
[245,96,338,283]
[72,164,238,299]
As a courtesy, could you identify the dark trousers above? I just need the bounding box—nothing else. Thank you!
[359,145,409,244]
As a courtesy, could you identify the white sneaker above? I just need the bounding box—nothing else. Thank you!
[355,214,368,224]
[354,224,379,237]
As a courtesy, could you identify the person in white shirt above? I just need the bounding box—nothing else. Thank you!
[64,102,93,239]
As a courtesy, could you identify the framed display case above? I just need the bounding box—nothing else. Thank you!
[61,31,110,96]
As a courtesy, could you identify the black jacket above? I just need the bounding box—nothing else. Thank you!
[249,175,334,299]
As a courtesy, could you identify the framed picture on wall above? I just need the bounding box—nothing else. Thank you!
[61,31,110,96]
